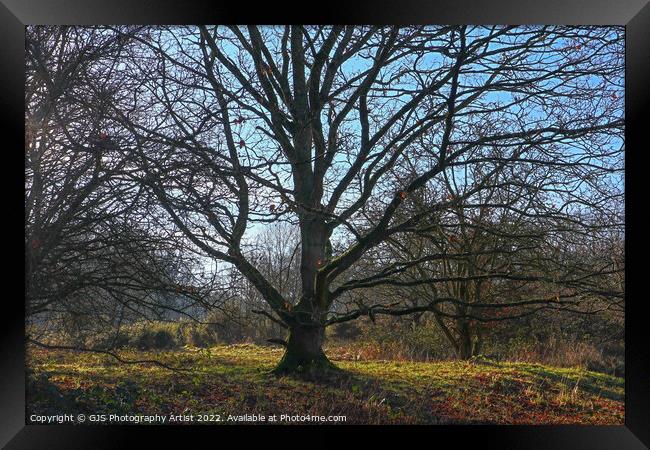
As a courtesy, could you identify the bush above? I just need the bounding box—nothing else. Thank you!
[130,322,177,350]
[180,322,216,348]
[330,321,362,340]
[478,333,624,376]
[153,329,175,349]
[327,316,457,361]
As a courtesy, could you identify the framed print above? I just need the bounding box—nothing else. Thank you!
[2,0,648,448]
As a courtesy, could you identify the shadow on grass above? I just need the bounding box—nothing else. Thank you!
[514,364,624,402]
[28,348,625,425]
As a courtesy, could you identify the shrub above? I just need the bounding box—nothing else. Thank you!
[117,322,183,350]
[327,316,457,361]
[181,322,216,348]
[330,321,362,340]
[153,329,175,349]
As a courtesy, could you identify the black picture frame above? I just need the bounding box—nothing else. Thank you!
[2,1,648,448]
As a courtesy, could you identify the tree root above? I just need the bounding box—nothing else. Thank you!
[270,351,343,381]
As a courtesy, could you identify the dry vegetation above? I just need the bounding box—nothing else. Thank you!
[27,344,624,425]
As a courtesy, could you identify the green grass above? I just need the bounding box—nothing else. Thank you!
[27,344,624,425]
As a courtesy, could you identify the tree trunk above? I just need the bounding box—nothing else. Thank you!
[458,333,473,360]
[472,328,483,357]
[456,320,472,359]
[273,324,337,377]
[270,206,337,376]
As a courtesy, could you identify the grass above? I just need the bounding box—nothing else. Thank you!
[26,344,624,425]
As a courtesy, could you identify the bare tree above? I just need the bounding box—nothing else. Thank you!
[56,25,626,374]
[25,26,231,349]
[375,159,624,359]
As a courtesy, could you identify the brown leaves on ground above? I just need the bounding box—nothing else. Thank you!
[26,345,624,425]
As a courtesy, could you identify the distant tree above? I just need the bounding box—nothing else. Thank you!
[25,26,228,347]
[378,167,623,359]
